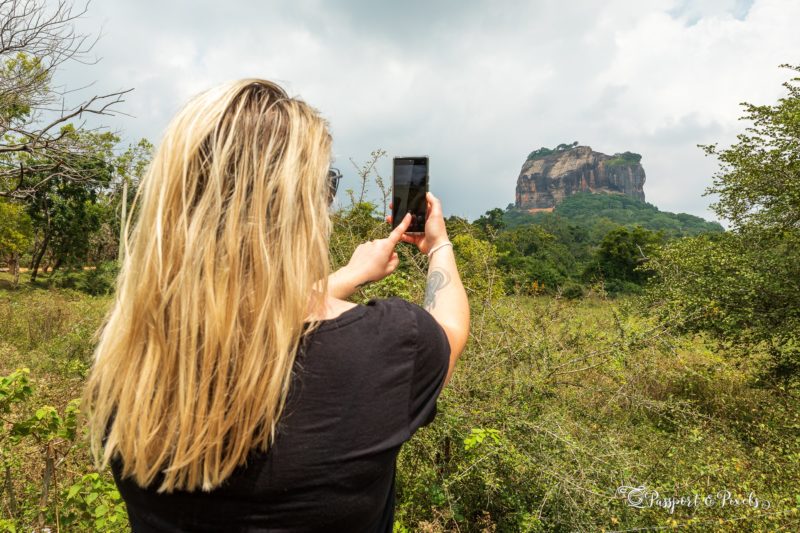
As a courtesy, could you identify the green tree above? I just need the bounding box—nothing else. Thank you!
[0,0,132,281]
[648,64,800,386]
[0,0,130,201]
[702,65,800,232]
[494,224,574,294]
[0,199,34,286]
[473,208,506,239]
[584,226,663,286]
[89,138,154,264]
[24,128,119,280]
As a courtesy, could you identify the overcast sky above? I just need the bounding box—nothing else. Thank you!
[58,0,799,224]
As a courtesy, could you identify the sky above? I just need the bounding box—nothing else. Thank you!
[56,0,799,224]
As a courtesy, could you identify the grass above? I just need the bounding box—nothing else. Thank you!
[1,270,798,532]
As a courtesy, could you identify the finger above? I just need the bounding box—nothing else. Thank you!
[387,213,412,244]
[385,214,392,225]
[388,252,399,270]
[426,191,442,219]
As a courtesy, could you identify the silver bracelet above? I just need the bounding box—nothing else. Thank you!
[427,241,453,259]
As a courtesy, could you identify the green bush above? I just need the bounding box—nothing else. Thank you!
[605,151,642,167]
[44,260,120,296]
[77,261,120,296]
[559,281,584,299]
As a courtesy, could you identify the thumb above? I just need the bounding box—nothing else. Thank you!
[427,191,442,217]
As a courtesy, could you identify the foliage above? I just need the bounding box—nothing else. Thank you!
[646,64,800,386]
[605,151,643,167]
[88,139,154,265]
[0,0,134,283]
[0,359,124,531]
[0,0,131,202]
[583,226,664,286]
[702,64,800,232]
[494,224,574,294]
[473,207,506,238]
[394,294,800,531]
[559,281,585,299]
[451,233,505,303]
[470,193,720,296]
[0,199,34,285]
[534,192,723,239]
[0,200,34,259]
[45,260,121,296]
[647,230,800,385]
[58,472,128,531]
[526,141,579,161]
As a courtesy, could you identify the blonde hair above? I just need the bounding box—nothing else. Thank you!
[81,79,333,493]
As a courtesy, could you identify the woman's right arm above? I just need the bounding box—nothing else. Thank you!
[423,238,469,387]
[388,192,470,388]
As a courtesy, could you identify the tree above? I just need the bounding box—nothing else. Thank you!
[648,64,800,386]
[494,224,574,293]
[0,0,134,280]
[583,226,663,285]
[24,128,119,279]
[702,64,800,232]
[0,0,131,199]
[474,208,506,239]
[0,198,33,286]
[87,138,153,264]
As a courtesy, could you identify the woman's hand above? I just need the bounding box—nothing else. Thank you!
[325,213,413,299]
[385,192,450,255]
[338,211,414,288]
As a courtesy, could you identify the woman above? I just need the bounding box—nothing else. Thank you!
[81,78,469,532]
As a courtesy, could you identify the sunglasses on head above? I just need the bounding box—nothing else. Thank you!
[327,167,342,205]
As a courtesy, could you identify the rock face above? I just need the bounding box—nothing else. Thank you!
[515,146,646,211]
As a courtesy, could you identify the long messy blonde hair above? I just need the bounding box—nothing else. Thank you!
[81,79,333,493]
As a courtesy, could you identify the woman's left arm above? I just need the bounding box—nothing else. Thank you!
[325,213,413,300]
[327,265,367,300]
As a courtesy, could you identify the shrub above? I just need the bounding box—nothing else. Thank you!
[559,281,584,299]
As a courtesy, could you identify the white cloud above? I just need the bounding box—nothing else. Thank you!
[52,0,798,223]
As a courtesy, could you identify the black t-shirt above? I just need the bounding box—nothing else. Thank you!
[109,297,451,532]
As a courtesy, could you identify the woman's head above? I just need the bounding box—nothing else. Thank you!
[82,79,333,493]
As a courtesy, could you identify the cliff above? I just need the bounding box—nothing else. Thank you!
[515,145,646,211]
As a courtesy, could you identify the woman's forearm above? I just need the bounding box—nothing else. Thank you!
[423,244,469,387]
[326,265,364,300]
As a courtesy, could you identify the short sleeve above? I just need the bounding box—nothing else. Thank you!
[402,300,451,433]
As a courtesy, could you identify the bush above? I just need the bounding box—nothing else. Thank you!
[559,281,584,299]
[78,261,120,296]
[47,261,120,296]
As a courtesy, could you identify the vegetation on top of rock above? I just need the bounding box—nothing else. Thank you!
[526,141,579,160]
[605,151,642,166]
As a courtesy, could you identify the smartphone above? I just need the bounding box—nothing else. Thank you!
[392,156,428,234]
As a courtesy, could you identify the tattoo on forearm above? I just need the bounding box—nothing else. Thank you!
[424,268,451,310]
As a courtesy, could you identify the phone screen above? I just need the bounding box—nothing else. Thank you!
[392,157,428,233]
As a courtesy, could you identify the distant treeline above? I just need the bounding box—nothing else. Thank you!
[444,192,723,296]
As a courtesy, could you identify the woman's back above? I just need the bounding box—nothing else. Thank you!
[109,297,451,532]
[84,78,469,532]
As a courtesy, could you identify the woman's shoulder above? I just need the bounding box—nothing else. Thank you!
[368,297,441,336]
[368,296,426,318]
[303,296,432,337]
